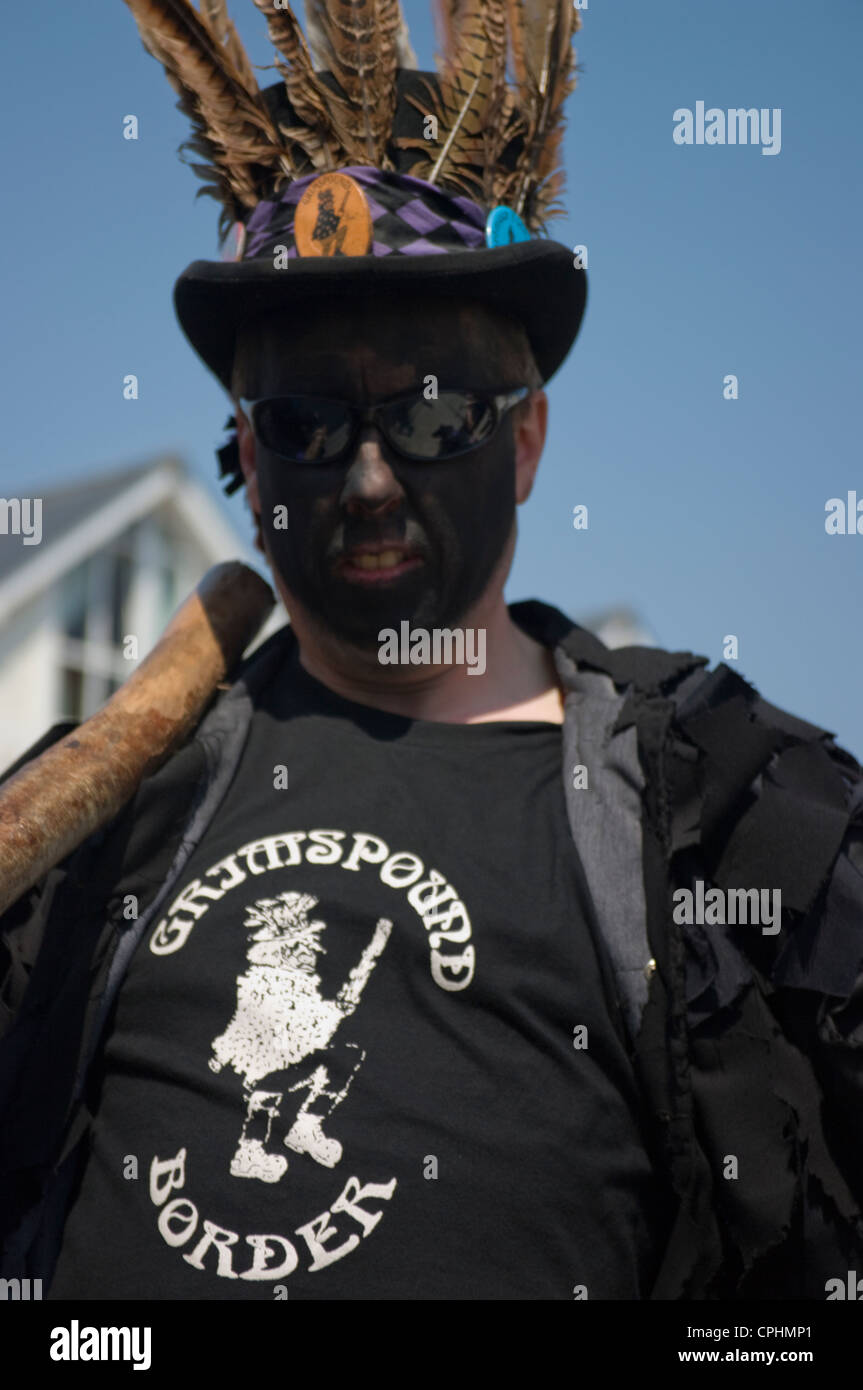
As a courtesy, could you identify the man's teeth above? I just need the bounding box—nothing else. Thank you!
[350,550,406,570]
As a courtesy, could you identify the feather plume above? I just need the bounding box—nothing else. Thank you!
[201,0,258,92]
[507,1,579,228]
[397,1,579,225]
[122,0,580,244]
[300,1,404,164]
[403,0,508,199]
[478,4,517,204]
[302,0,336,70]
[251,0,348,169]
[505,0,548,90]
[122,0,301,237]
[275,122,337,173]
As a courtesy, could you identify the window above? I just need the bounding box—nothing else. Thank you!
[61,561,89,642]
[59,667,84,721]
[110,553,134,646]
[158,563,177,630]
[55,527,141,721]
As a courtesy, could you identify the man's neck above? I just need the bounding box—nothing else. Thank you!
[287,595,565,725]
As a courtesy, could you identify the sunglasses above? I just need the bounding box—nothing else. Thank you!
[238,387,530,465]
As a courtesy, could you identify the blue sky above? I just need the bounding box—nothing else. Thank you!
[2,1,861,755]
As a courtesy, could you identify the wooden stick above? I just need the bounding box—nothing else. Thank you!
[0,561,275,916]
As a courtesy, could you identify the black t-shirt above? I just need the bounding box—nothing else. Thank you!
[49,631,667,1300]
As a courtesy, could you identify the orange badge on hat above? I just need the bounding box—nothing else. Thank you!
[294,173,373,257]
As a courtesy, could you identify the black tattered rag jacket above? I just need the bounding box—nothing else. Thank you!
[1,599,862,1298]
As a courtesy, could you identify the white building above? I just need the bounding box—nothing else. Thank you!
[0,456,268,774]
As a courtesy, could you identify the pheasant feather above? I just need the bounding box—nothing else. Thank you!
[403,0,508,199]
[123,0,300,236]
[250,0,348,169]
[201,0,258,92]
[302,0,404,164]
[508,1,580,227]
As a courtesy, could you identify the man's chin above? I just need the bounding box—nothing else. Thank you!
[298,574,446,649]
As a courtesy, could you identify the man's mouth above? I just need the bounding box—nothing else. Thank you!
[337,545,424,583]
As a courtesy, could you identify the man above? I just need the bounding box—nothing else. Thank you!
[1,0,862,1301]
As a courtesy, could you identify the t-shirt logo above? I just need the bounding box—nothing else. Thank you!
[209,891,391,1184]
[141,828,476,1285]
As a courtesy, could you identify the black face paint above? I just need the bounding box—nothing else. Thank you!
[255,421,518,650]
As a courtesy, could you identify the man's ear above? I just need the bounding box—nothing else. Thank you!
[513,390,548,505]
[236,408,265,552]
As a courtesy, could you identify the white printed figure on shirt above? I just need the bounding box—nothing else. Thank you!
[209,890,391,1184]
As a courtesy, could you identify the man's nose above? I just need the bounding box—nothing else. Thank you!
[339,428,405,515]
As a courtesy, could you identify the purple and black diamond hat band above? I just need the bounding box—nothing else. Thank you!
[237,166,491,262]
[175,150,586,406]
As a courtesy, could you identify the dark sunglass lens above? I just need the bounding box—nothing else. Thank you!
[385,393,497,459]
[255,398,353,462]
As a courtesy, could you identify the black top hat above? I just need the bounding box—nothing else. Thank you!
[127,1,588,393]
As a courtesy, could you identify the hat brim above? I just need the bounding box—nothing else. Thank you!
[173,239,586,394]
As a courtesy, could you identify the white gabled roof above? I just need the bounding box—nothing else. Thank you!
[0,456,254,620]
